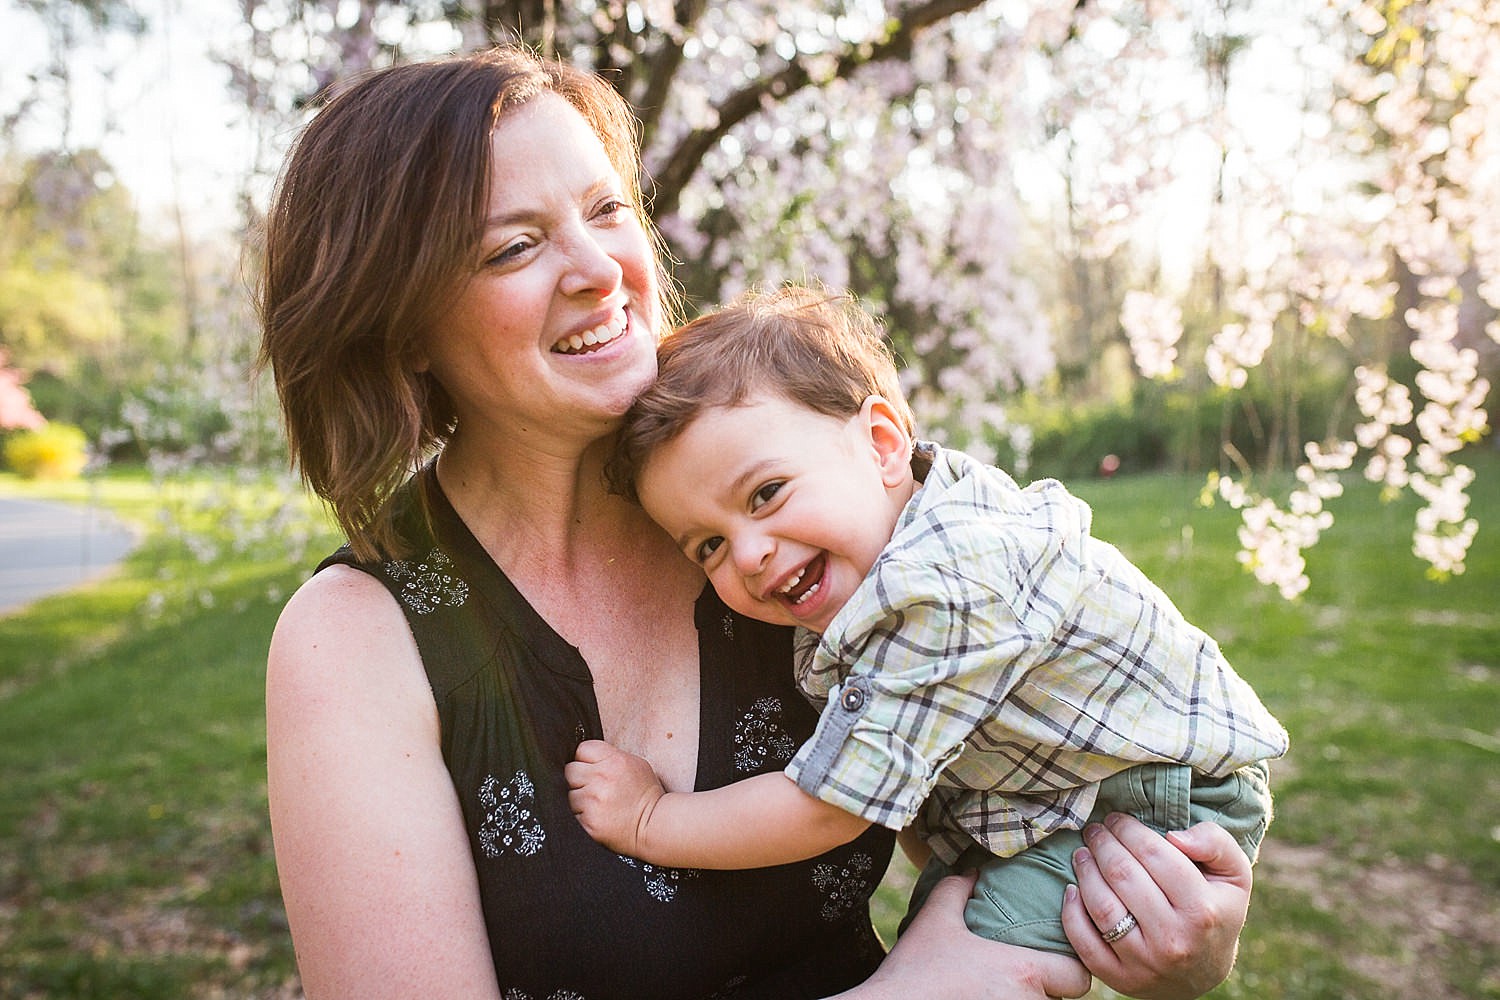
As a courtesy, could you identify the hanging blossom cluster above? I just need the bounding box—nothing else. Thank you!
[1403,303,1489,577]
[1353,365,1415,491]
[1206,287,1281,389]
[1339,0,1496,580]
[1213,442,1357,600]
[1119,290,1183,380]
[1167,0,1496,596]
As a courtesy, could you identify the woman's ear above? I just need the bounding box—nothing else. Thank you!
[859,395,914,489]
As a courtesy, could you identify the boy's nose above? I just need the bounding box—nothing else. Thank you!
[733,531,774,579]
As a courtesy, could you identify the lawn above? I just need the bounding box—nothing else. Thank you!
[1,453,1497,998]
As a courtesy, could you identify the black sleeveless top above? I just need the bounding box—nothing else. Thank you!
[318,468,895,999]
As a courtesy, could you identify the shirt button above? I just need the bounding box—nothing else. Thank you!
[840,686,865,712]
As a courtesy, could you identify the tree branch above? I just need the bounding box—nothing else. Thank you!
[645,0,989,219]
[634,0,708,150]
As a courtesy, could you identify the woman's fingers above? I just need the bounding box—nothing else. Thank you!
[1060,879,1128,980]
[1079,816,1173,927]
[1066,816,1251,1000]
[1164,821,1254,892]
[916,869,981,924]
[890,873,1093,1000]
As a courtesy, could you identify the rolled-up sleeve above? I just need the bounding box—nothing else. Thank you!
[784,556,1053,830]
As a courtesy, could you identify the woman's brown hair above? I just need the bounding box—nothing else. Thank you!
[257,46,669,561]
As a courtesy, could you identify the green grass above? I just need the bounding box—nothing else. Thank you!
[871,449,1500,999]
[0,467,337,999]
[2,453,1497,998]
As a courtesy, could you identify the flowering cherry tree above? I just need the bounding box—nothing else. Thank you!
[1115,0,1495,596]
[216,0,1498,594]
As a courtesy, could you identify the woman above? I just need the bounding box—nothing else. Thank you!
[258,45,1251,1000]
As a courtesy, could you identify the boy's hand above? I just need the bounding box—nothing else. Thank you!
[565,739,666,857]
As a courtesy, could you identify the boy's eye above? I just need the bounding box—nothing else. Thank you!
[694,536,724,563]
[750,481,783,511]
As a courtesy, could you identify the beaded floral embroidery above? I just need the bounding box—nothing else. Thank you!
[477,771,546,858]
[384,546,469,615]
[733,697,797,773]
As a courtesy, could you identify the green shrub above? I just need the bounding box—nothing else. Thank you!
[3,422,89,479]
[1000,372,1354,481]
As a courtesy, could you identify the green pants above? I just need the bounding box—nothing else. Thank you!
[902,761,1273,956]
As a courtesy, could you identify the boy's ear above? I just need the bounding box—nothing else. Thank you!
[859,395,913,488]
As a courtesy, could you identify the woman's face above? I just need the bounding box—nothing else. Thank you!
[420,92,661,449]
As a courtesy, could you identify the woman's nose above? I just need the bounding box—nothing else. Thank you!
[559,224,623,296]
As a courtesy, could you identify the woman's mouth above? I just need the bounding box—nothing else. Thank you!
[776,553,826,607]
[552,309,628,355]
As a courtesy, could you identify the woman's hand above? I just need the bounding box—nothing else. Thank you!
[832,872,1091,1000]
[1061,814,1253,999]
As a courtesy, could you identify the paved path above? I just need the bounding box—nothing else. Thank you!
[0,496,138,616]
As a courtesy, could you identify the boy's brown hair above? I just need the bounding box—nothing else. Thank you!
[609,284,915,501]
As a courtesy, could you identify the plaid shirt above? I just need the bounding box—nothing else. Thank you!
[784,443,1288,863]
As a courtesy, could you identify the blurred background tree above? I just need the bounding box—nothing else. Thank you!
[0,0,1493,595]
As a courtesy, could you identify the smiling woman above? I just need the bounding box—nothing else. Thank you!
[257,47,908,1000]
[417,93,661,459]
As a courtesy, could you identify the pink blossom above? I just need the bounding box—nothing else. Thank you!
[0,352,46,432]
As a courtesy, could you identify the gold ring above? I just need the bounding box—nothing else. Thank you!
[1101,911,1138,943]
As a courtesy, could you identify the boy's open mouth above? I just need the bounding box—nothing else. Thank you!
[777,553,826,606]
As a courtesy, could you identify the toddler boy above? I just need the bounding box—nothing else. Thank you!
[566,285,1287,955]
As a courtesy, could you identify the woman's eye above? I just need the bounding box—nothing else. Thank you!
[750,482,783,511]
[595,198,631,220]
[694,536,724,563]
[487,239,533,266]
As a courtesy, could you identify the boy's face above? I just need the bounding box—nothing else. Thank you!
[636,391,915,633]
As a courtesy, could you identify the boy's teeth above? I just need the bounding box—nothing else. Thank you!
[791,581,820,605]
[778,569,804,595]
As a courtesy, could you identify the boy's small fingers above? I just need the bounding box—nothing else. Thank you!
[572,739,612,763]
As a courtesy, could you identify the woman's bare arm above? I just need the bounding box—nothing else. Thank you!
[266,567,501,999]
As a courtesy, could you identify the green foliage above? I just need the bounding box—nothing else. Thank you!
[999,371,1355,481]
[0,147,199,449]
[3,422,89,479]
[0,264,122,374]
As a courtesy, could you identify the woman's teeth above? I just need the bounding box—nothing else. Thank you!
[554,313,627,354]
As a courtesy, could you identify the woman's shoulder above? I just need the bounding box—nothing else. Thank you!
[279,560,407,634]
[268,564,431,720]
